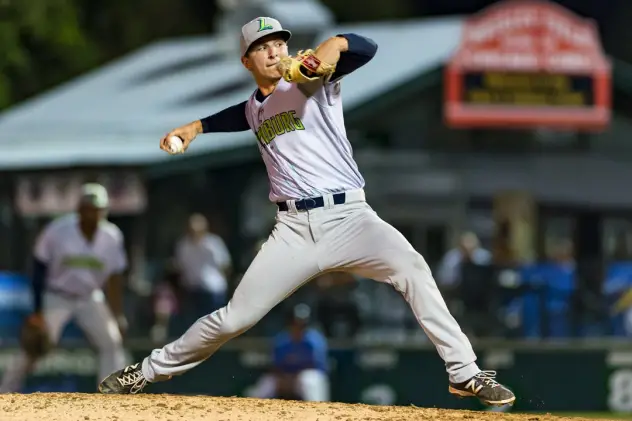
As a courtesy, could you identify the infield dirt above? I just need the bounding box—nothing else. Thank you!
[0,393,619,421]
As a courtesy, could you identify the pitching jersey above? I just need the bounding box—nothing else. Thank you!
[34,214,128,297]
[244,78,365,202]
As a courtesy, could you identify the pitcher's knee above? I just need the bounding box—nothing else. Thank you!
[388,251,430,276]
[386,251,433,291]
[216,306,259,338]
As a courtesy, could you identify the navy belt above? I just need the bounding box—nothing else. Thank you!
[277,192,346,212]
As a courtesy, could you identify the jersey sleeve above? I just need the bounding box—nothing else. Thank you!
[33,222,57,263]
[200,101,250,133]
[312,33,378,106]
[329,33,378,83]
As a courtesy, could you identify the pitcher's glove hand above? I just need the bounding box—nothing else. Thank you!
[20,313,51,359]
[278,50,336,83]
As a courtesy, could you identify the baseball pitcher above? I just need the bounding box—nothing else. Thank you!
[0,183,128,393]
[99,17,516,406]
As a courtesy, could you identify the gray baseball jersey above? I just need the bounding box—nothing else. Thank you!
[245,78,364,202]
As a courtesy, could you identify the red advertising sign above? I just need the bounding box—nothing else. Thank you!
[444,0,611,131]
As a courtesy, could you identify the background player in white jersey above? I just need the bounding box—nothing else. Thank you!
[0,183,128,393]
[99,17,516,406]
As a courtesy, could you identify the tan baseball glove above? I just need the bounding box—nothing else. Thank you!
[20,313,52,359]
[278,49,336,83]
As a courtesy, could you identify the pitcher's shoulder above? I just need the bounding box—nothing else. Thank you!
[99,220,124,242]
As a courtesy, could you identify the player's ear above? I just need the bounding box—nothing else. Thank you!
[241,56,252,71]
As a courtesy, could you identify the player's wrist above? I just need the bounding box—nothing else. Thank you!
[334,35,349,52]
[193,120,203,135]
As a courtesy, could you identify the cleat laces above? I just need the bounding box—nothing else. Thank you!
[475,370,500,389]
[117,364,147,394]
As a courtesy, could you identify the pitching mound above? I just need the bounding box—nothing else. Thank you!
[0,393,610,421]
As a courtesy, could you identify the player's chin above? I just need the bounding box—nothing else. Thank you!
[267,71,283,82]
[265,65,283,78]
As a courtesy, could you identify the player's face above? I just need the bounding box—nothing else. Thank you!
[243,36,288,81]
[79,203,106,227]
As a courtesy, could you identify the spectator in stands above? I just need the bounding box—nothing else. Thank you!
[545,239,577,337]
[437,232,498,337]
[174,213,232,323]
[245,304,330,402]
[437,231,492,289]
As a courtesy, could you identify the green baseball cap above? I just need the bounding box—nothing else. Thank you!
[240,17,292,56]
[79,183,109,209]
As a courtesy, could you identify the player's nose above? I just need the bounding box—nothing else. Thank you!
[268,46,280,58]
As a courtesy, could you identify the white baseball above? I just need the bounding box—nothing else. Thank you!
[168,136,184,154]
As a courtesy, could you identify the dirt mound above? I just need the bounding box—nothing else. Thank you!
[0,393,611,421]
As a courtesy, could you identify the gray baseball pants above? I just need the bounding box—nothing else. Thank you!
[142,189,480,384]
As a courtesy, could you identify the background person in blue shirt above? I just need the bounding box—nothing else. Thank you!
[246,303,330,401]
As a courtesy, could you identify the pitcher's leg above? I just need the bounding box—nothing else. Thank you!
[319,204,478,383]
[320,205,515,405]
[140,218,320,383]
[352,245,480,383]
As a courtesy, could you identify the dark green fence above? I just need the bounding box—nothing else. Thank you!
[3,339,632,413]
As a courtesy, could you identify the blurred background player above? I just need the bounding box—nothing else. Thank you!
[0,183,128,393]
[246,303,330,402]
[174,213,232,324]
